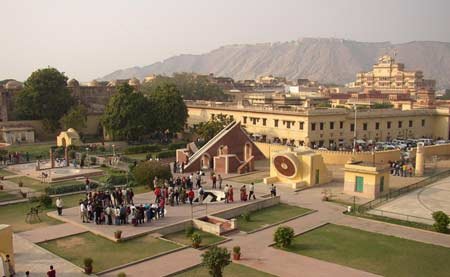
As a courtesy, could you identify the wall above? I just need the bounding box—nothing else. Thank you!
[343,165,390,200]
[0,225,14,270]
[212,196,280,219]
[421,143,450,158]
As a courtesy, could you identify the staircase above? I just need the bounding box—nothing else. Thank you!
[184,121,237,170]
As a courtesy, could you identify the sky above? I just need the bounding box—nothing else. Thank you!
[1,0,449,82]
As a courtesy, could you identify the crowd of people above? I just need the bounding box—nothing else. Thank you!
[389,160,415,177]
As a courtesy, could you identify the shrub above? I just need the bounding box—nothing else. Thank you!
[69,150,76,159]
[45,182,99,195]
[124,144,162,155]
[105,174,128,187]
[201,246,231,277]
[242,212,251,222]
[39,194,52,208]
[90,156,97,165]
[132,161,172,189]
[185,225,195,237]
[154,150,176,159]
[432,211,449,233]
[117,273,126,277]
[84,257,93,267]
[191,232,202,247]
[274,226,295,248]
[168,141,187,150]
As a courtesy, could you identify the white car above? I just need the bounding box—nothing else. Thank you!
[435,140,448,145]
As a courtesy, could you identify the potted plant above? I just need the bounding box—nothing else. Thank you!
[84,257,93,274]
[18,180,23,187]
[0,184,3,190]
[114,230,122,240]
[232,246,241,260]
[191,232,202,248]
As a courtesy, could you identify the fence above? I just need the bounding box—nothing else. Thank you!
[368,209,435,225]
[358,169,450,213]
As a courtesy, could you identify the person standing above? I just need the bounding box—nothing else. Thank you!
[249,182,256,200]
[5,254,15,276]
[211,174,217,189]
[270,184,277,197]
[218,174,223,189]
[56,197,63,216]
[47,265,56,277]
[229,185,234,202]
[188,188,195,205]
[198,186,204,204]
[224,184,229,203]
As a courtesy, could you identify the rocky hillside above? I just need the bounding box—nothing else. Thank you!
[100,38,450,88]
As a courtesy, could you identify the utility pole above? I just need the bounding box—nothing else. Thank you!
[353,104,357,153]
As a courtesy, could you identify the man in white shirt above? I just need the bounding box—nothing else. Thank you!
[223,185,229,203]
[56,197,63,215]
[249,182,256,200]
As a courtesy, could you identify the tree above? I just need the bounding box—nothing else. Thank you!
[60,105,88,131]
[142,73,229,101]
[201,246,231,277]
[195,114,233,142]
[372,102,394,109]
[101,83,153,141]
[147,82,188,133]
[132,161,172,189]
[432,211,449,233]
[274,226,295,248]
[14,67,74,130]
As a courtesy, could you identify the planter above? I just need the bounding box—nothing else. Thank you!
[114,231,122,240]
[0,184,3,190]
[84,266,93,274]
[233,253,241,260]
[192,242,200,249]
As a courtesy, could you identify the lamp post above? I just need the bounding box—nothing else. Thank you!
[353,104,357,153]
[86,147,90,168]
[112,144,116,156]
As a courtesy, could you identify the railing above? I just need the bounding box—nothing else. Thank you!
[358,169,450,213]
[368,208,435,225]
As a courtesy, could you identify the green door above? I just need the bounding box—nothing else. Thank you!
[355,176,364,192]
[315,169,320,185]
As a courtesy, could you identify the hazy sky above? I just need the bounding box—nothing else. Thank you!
[1,0,449,82]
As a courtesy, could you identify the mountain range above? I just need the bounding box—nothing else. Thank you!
[100,38,450,89]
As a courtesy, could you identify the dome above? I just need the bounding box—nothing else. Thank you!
[4,80,23,90]
[67,78,79,87]
[128,77,140,86]
[87,80,99,87]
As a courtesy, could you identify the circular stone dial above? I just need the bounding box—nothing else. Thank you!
[274,155,297,177]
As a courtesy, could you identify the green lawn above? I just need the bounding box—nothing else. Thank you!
[280,224,450,277]
[123,153,148,161]
[4,142,55,159]
[0,193,86,232]
[174,263,275,277]
[0,190,21,202]
[163,229,225,247]
[39,232,180,273]
[0,168,16,176]
[237,204,311,232]
[7,177,83,192]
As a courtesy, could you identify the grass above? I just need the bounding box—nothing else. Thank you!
[39,232,180,273]
[0,190,22,202]
[8,176,83,192]
[123,153,149,161]
[279,224,450,277]
[4,142,56,159]
[352,212,437,233]
[163,228,225,247]
[237,203,311,232]
[0,193,86,232]
[0,168,15,176]
[174,263,275,277]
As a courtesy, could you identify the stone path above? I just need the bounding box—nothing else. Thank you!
[13,234,87,277]
[18,223,86,243]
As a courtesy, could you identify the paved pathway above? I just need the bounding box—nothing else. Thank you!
[13,234,87,276]
[18,223,86,243]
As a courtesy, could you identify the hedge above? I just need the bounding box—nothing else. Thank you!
[155,150,176,159]
[124,144,162,154]
[168,142,187,150]
[45,182,99,195]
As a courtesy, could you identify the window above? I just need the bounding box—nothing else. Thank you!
[350,123,354,132]
[380,176,385,192]
[375,122,380,130]
[262,118,267,126]
[311,123,316,131]
[211,113,215,120]
[299,121,304,130]
[330,122,334,130]
[274,119,279,127]
[409,120,413,127]
[387,121,391,129]
[286,121,291,129]
[363,123,367,131]
[422,119,425,127]
[398,121,402,128]
[339,121,344,129]
[230,115,234,121]
[243,116,247,124]
[319,122,324,130]
[355,176,364,192]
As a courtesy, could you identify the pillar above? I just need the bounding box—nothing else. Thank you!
[64,147,70,167]
[50,148,55,169]
[415,143,425,177]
